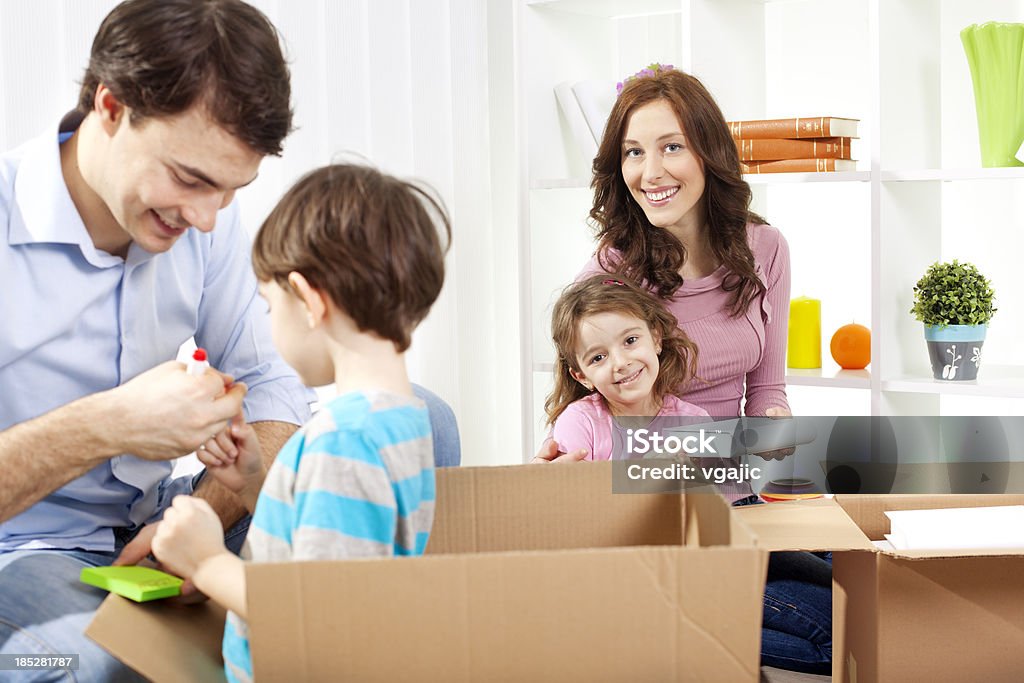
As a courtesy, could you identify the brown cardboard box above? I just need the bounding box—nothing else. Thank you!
[88,462,768,682]
[737,494,1024,683]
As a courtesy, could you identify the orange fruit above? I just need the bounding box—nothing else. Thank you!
[830,323,870,369]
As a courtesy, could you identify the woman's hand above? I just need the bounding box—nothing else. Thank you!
[752,407,795,461]
[530,439,588,464]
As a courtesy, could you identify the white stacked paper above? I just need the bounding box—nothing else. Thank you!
[884,505,1024,550]
[553,80,616,166]
[554,81,598,163]
[571,80,617,144]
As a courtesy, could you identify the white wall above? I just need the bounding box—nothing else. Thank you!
[0,0,522,466]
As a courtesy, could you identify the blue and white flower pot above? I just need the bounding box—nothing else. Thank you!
[923,324,987,381]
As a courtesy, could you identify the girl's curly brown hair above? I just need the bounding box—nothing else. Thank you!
[545,275,699,426]
[590,68,766,316]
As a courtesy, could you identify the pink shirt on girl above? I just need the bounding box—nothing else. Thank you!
[552,393,709,461]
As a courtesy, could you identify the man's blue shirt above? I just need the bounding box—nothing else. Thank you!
[0,119,313,551]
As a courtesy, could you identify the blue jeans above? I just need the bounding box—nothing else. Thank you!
[733,495,832,674]
[0,513,250,682]
[412,383,461,468]
[761,550,833,674]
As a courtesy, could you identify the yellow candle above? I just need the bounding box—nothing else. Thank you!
[787,297,822,369]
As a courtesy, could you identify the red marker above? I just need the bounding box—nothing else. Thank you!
[187,348,209,377]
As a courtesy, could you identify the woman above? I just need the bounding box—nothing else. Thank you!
[588,65,789,419]
[535,65,831,675]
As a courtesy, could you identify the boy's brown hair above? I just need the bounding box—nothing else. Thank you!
[545,275,699,426]
[78,0,292,156]
[252,164,451,352]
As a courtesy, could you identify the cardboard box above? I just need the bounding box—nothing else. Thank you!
[88,462,768,682]
[737,494,1024,683]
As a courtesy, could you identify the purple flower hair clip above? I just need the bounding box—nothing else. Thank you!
[616,62,676,95]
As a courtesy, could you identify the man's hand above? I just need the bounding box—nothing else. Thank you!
[112,522,200,599]
[0,364,242,523]
[112,523,158,568]
[530,439,588,464]
[105,361,247,461]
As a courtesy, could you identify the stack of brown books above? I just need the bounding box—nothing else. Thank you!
[727,117,859,173]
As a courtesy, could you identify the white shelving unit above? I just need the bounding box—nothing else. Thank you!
[515,0,1024,458]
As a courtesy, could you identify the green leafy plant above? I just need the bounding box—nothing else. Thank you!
[910,260,996,327]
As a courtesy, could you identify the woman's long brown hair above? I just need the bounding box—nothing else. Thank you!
[590,68,766,316]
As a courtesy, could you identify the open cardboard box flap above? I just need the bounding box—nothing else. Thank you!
[831,494,1024,683]
[835,493,1024,560]
[736,493,1024,683]
[733,497,874,552]
[429,461,686,552]
[86,597,227,683]
[734,493,1024,557]
[88,462,767,682]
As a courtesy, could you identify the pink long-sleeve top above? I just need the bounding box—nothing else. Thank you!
[578,223,791,419]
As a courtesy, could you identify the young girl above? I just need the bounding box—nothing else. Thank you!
[151,163,450,682]
[545,274,709,461]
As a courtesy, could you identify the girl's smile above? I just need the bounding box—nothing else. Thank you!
[571,311,663,416]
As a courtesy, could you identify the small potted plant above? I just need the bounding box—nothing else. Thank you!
[910,260,996,380]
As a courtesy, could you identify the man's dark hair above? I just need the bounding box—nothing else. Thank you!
[77,0,292,156]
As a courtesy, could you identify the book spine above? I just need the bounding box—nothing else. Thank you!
[729,118,843,140]
[735,137,851,161]
[741,158,844,173]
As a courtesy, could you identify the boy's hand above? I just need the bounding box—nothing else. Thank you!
[196,414,266,507]
[151,496,229,580]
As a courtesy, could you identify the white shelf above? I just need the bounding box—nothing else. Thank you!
[786,368,871,389]
[535,171,873,189]
[882,366,1024,399]
[535,169,1024,189]
[880,167,1024,182]
[527,0,788,14]
[525,0,680,19]
[517,0,1024,454]
[744,171,870,184]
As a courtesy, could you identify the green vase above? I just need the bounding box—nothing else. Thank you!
[961,22,1024,168]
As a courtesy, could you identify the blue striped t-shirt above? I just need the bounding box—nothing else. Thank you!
[222,390,435,682]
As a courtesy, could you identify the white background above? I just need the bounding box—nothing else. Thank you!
[0,0,521,466]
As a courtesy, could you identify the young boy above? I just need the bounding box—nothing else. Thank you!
[152,164,451,683]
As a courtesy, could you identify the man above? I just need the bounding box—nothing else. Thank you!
[0,2,308,680]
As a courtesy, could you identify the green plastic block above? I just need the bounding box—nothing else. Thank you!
[80,566,183,602]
